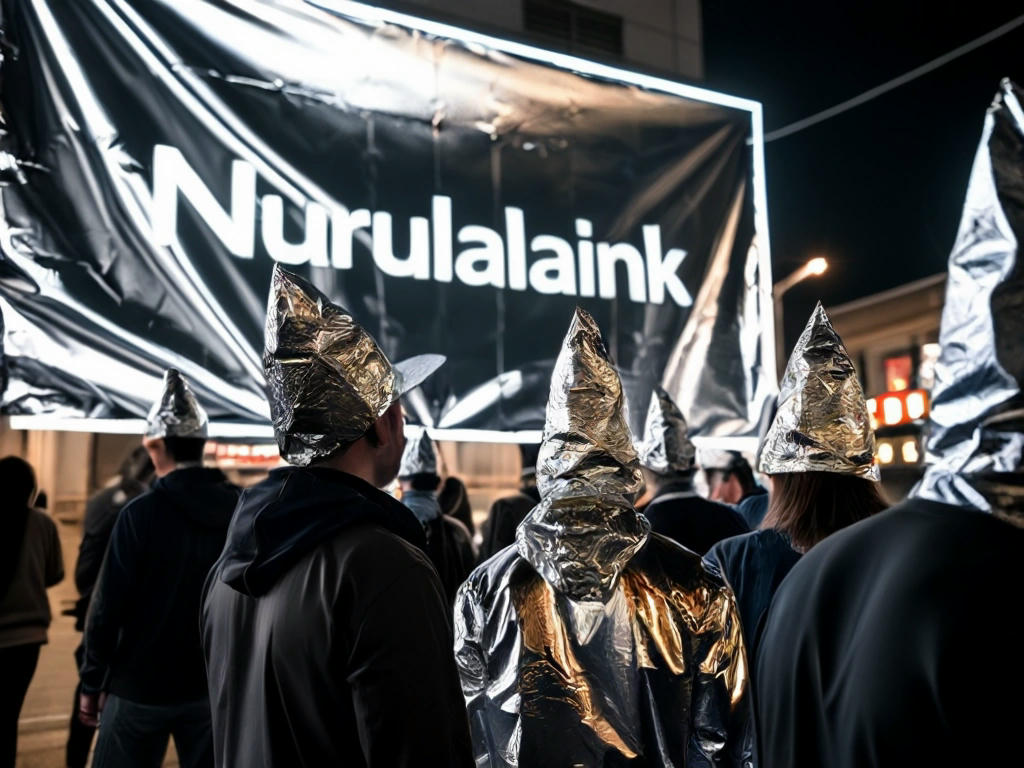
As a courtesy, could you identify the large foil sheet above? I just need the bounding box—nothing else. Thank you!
[637,385,697,475]
[913,79,1024,519]
[398,429,438,477]
[454,308,751,766]
[144,368,208,439]
[264,266,442,466]
[0,0,772,441]
[759,302,878,480]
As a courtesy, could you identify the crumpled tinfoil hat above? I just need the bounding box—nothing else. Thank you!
[535,308,644,497]
[398,429,438,478]
[518,308,647,601]
[913,79,1024,518]
[637,386,696,475]
[264,266,445,466]
[758,302,878,480]
[144,368,209,439]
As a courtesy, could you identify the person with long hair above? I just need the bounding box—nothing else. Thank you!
[706,304,885,663]
[0,455,64,768]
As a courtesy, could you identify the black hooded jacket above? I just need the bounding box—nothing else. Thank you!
[640,480,749,555]
[201,466,473,768]
[80,467,238,704]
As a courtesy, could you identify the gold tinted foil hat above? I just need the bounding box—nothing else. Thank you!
[398,430,438,477]
[913,80,1024,517]
[758,302,878,480]
[264,266,445,466]
[636,386,696,475]
[144,368,209,439]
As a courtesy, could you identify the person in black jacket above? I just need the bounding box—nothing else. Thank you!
[201,266,472,768]
[398,431,475,603]
[66,447,153,768]
[706,304,885,665]
[755,83,1024,768]
[79,369,238,768]
[635,386,748,555]
[477,443,541,563]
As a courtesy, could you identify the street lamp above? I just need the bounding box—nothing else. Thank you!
[774,257,828,379]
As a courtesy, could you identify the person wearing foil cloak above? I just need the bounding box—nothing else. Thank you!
[636,387,748,556]
[705,304,886,665]
[79,369,239,768]
[201,266,472,768]
[755,80,1024,768]
[398,430,476,603]
[478,443,542,562]
[454,308,752,768]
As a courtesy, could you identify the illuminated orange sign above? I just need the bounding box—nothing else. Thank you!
[866,389,929,430]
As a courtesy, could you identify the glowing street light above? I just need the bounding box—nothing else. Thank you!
[773,256,830,378]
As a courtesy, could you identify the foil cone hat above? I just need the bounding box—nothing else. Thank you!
[637,386,696,475]
[913,80,1024,518]
[398,430,438,477]
[759,302,878,480]
[144,368,209,439]
[517,308,647,601]
[264,266,445,466]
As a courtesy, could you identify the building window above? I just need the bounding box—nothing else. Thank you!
[523,0,624,57]
[884,354,912,392]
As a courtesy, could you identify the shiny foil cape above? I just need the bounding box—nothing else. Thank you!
[759,302,878,480]
[264,266,443,466]
[398,429,438,478]
[144,368,208,439]
[455,308,751,766]
[637,386,697,476]
[913,79,1024,518]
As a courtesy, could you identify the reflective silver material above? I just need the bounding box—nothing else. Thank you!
[454,308,752,766]
[535,308,643,499]
[264,265,444,466]
[144,368,208,439]
[759,302,879,480]
[913,80,1024,519]
[637,385,696,475]
[398,429,438,478]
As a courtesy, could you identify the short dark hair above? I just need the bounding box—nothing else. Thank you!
[402,472,441,491]
[161,437,206,464]
[707,453,756,494]
[761,471,887,551]
[0,456,37,507]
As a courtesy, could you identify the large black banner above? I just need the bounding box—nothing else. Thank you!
[0,0,774,441]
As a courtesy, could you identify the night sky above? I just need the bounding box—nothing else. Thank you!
[701,1,1024,349]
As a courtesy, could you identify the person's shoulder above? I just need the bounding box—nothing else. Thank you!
[442,513,473,543]
[26,507,59,534]
[323,522,436,580]
[635,531,723,588]
[461,544,532,602]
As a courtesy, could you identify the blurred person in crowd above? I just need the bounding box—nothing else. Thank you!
[438,475,475,537]
[79,370,238,768]
[706,304,886,665]
[398,431,475,603]
[636,387,748,555]
[455,310,751,766]
[755,82,1024,767]
[477,443,540,562]
[202,267,472,767]
[66,446,154,768]
[703,450,770,528]
[0,456,63,768]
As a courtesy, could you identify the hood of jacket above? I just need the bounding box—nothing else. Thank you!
[217,466,425,596]
[154,466,238,529]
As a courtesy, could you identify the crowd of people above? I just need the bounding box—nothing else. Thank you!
[1,98,1022,764]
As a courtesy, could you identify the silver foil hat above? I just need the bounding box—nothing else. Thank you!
[637,386,696,475]
[144,368,209,439]
[264,266,445,466]
[913,80,1024,517]
[398,430,438,477]
[759,302,878,480]
[534,308,644,498]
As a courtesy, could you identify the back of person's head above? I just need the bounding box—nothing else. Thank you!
[160,436,207,465]
[401,472,441,492]
[0,455,37,508]
[120,445,155,486]
[761,471,886,551]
